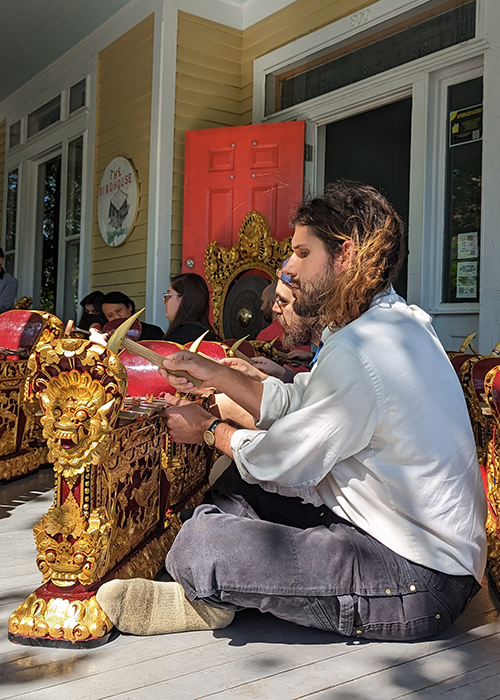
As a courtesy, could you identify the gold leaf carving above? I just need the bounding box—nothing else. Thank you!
[204,211,292,339]
[33,492,112,587]
[9,593,112,642]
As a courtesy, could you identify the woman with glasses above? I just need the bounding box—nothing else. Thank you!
[163,273,216,344]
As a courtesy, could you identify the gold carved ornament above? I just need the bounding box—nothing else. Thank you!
[459,356,493,465]
[13,296,33,310]
[204,210,292,340]
[8,592,112,644]
[26,338,127,482]
[482,365,500,592]
[23,338,127,587]
[34,492,112,588]
[0,311,63,481]
[9,337,128,644]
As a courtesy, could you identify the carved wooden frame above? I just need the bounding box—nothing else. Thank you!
[204,211,292,340]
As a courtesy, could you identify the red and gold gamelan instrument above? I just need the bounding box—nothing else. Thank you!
[482,364,500,593]
[8,317,239,648]
[449,334,500,595]
[0,309,64,482]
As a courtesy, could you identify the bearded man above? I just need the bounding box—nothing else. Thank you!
[251,265,323,380]
[98,182,486,641]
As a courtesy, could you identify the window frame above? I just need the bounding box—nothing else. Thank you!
[253,0,487,315]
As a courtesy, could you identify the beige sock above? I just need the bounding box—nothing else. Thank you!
[96,579,235,636]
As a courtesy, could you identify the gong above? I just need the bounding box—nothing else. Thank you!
[222,274,271,340]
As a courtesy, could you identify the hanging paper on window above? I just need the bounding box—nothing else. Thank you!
[456,261,477,299]
[457,232,478,260]
[450,105,483,147]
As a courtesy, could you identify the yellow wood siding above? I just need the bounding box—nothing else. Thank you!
[241,0,375,123]
[171,12,242,273]
[91,14,154,310]
[0,121,5,244]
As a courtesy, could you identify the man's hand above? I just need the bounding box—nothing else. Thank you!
[159,350,221,393]
[159,393,195,410]
[219,357,268,382]
[250,356,286,380]
[163,402,214,444]
[159,350,264,420]
[287,349,314,364]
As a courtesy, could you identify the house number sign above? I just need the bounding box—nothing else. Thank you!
[98,157,139,247]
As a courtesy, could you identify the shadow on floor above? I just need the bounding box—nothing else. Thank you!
[0,467,54,520]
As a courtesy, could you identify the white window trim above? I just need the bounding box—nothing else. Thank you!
[423,58,483,316]
[1,164,22,279]
[253,0,486,122]
[252,0,487,317]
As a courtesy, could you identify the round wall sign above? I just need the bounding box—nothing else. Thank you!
[98,157,138,247]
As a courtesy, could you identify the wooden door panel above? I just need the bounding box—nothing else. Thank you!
[183,121,304,276]
[207,189,234,248]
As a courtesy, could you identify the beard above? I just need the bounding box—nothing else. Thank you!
[292,264,336,318]
[280,315,325,350]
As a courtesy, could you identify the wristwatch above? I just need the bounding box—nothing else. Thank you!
[203,419,222,446]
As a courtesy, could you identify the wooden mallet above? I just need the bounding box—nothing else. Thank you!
[105,309,203,388]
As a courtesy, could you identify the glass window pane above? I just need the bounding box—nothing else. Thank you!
[69,79,86,114]
[40,156,62,314]
[442,77,483,303]
[9,121,21,148]
[27,96,61,138]
[5,169,18,252]
[268,0,476,115]
[66,136,83,237]
[63,239,80,321]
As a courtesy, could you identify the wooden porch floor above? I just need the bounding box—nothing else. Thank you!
[1,470,500,700]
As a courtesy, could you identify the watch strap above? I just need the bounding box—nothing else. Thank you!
[204,419,222,445]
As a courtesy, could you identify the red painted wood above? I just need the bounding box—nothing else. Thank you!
[0,310,46,354]
[184,340,228,362]
[183,121,305,277]
[119,341,183,396]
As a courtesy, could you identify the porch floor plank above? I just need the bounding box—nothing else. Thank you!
[1,473,498,700]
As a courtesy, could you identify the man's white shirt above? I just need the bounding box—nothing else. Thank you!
[230,289,487,581]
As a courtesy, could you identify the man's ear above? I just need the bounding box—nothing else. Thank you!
[339,240,355,270]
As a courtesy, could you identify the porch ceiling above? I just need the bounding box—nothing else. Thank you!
[0,0,296,106]
[0,0,135,104]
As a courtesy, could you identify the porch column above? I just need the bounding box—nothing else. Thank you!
[479,0,500,352]
[146,3,178,328]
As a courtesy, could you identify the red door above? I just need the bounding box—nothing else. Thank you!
[182,121,305,276]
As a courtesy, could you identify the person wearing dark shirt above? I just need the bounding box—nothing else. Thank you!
[0,247,18,313]
[101,291,164,340]
[163,273,216,345]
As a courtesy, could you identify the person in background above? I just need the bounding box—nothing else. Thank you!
[78,291,106,331]
[252,266,323,381]
[0,247,18,313]
[163,273,216,345]
[260,282,276,324]
[101,291,164,340]
[256,281,283,343]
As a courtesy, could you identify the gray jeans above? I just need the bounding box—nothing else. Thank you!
[166,464,480,641]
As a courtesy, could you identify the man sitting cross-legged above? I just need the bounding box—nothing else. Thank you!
[97,182,486,641]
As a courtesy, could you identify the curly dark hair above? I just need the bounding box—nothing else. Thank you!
[291,181,406,327]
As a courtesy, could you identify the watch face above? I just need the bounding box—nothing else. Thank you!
[204,430,216,446]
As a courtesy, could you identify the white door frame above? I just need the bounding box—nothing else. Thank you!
[252,0,498,350]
